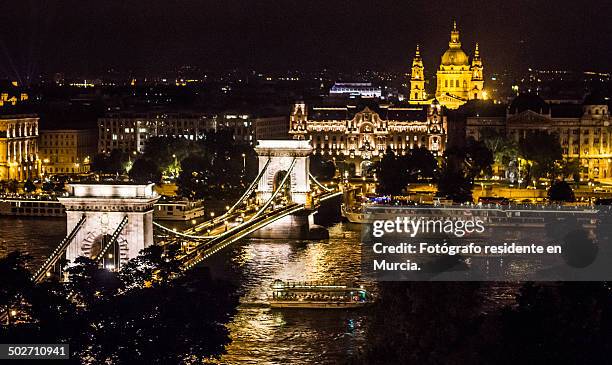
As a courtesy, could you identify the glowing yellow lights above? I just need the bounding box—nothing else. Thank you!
[210,212,215,217]
[482,90,489,100]
[10,310,17,317]
[46,272,51,277]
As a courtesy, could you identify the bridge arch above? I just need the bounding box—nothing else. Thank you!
[255,140,313,205]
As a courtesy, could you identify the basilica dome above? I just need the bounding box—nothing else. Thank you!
[440,21,469,67]
[441,48,469,66]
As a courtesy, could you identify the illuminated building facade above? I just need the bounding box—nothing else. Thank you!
[98,111,256,154]
[0,81,28,107]
[39,129,98,175]
[290,101,447,175]
[409,22,485,109]
[466,93,612,181]
[330,83,382,98]
[0,114,40,181]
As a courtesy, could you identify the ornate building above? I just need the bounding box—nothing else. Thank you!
[287,21,484,176]
[290,101,447,175]
[409,22,485,109]
[466,93,612,181]
[0,114,40,181]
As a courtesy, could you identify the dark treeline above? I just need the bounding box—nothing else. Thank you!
[350,281,612,364]
[91,130,258,200]
[0,246,238,364]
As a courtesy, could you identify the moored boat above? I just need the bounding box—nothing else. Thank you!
[154,198,205,221]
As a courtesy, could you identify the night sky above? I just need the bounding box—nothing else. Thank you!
[1,0,611,78]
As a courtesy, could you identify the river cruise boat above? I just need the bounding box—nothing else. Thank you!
[0,196,65,217]
[269,280,371,309]
[154,198,205,221]
[344,200,600,228]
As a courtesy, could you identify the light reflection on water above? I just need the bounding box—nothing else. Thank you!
[205,223,374,365]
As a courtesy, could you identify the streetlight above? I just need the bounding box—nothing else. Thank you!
[241,153,246,171]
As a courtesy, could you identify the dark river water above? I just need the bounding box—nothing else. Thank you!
[0,217,518,364]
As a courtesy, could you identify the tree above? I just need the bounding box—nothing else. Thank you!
[7,179,18,194]
[464,138,494,179]
[401,147,438,182]
[23,179,36,193]
[91,150,128,175]
[41,180,55,193]
[174,131,256,200]
[176,155,210,199]
[87,269,237,365]
[65,257,123,308]
[480,128,518,166]
[140,137,196,178]
[435,142,490,203]
[119,244,183,289]
[376,147,405,195]
[0,252,33,326]
[310,154,336,180]
[557,158,580,183]
[0,248,238,364]
[519,131,563,180]
[129,158,162,184]
[495,282,612,364]
[437,168,473,202]
[548,180,575,202]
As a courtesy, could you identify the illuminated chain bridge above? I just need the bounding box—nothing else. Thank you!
[32,140,341,283]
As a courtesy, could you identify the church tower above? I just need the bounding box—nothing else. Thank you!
[435,21,475,109]
[470,43,484,100]
[409,44,426,103]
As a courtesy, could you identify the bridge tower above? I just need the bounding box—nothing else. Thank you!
[255,140,312,205]
[58,183,160,269]
[252,140,327,239]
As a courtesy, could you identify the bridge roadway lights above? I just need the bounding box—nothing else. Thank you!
[58,183,160,269]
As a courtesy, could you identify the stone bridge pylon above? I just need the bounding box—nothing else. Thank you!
[58,183,159,270]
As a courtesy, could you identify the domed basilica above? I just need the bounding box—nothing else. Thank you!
[409,21,485,109]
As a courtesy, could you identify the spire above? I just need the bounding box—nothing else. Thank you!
[471,42,483,82]
[410,43,425,101]
[450,21,460,47]
[412,44,423,69]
